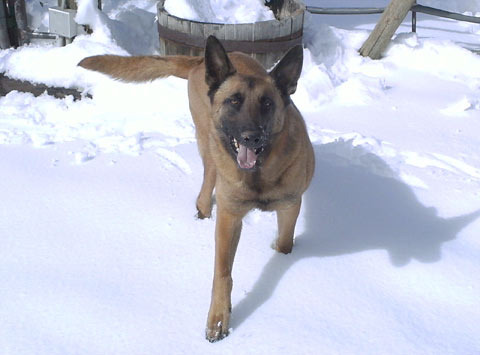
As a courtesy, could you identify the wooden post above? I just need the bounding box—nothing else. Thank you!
[0,1,11,48]
[412,0,417,32]
[14,0,28,45]
[359,0,415,59]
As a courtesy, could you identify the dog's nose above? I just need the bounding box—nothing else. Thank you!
[240,131,263,148]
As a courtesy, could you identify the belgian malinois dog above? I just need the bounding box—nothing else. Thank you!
[79,36,314,342]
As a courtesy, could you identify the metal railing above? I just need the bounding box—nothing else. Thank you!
[412,4,480,24]
[306,4,480,32]
[306,7,384,15]
[306,6,385,15]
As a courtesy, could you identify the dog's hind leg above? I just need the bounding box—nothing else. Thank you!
[274,199,302,254]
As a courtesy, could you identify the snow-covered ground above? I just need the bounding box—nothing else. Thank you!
[1,1,479,354]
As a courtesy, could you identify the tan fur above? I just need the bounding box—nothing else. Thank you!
[79,42,314,342]
[78,55,203,81]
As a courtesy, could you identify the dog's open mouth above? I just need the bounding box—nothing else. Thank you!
[230,136,265,170]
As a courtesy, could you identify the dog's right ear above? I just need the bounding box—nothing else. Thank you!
[204,36,236,96]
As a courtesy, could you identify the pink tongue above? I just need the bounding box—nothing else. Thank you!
[237,144,257,169]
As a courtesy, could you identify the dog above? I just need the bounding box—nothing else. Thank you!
[78,36,314,342]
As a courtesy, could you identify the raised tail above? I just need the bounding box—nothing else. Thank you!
[78,55,203,81]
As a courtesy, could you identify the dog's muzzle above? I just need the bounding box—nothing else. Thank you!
[230,130,267,170]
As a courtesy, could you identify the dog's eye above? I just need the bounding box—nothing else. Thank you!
[225,94,243,108]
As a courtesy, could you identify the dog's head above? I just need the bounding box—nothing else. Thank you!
[204,36,303,171]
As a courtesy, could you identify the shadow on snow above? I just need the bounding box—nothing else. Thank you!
[232,139,480,328]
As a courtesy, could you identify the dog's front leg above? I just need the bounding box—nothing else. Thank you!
[206,206,243,342]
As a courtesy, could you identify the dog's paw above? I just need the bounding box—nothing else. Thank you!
[196,209,211,220]
[205,307,231,342]
[271,239,293,254]
[196,202,212,219]
[205,321,230,342]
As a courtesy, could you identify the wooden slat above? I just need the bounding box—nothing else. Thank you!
[224,23,235,41]
[158,11,168,27]
[254,20,276,66]
[204,23,225,41]
[190,21,204,56]
[277,17,292,38]
[254,20,273,41]
[291,11,304,35]
[167,15,191,55]
[0,73,88,100]
[359,0,415,59]
[233,23,253,42]
[190,21,204,39]
[158,11,168,55]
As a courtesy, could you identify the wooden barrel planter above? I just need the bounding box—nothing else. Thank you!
[157,0,305,69]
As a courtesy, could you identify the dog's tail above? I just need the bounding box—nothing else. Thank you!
[78,55,203,82]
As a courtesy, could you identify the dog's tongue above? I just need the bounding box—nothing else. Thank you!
[237,144,257,169]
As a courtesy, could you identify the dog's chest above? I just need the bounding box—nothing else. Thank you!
[238,172,297,211]
[247,194,297,211]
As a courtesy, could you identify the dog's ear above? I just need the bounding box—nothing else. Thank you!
[204,36,236,93]
[269,45,303,97]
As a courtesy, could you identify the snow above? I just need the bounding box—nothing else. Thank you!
[1,0,480,354]
[164,0,275,23]
[421,0,480,13]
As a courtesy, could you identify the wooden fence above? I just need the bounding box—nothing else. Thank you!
[306,4,480,28]
[306,2,480,58]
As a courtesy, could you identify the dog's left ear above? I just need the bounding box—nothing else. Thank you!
[270,45,303,97]
[205,36,236,92]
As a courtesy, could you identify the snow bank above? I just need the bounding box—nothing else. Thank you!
[164,0,275,23]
